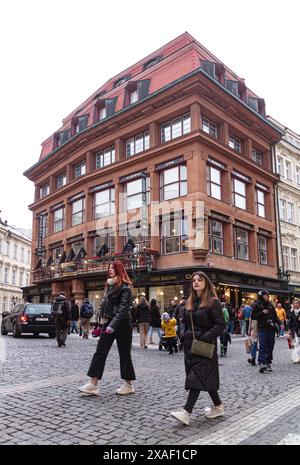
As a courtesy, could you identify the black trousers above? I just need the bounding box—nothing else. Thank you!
[87,319,136,381]
[55,318,68,346]
[166,337,178,353]
[184,389,221,414]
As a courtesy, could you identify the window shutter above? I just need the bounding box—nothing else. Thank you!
[105,97,118,117]
[137,79,151,99]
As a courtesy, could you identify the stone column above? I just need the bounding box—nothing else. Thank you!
[190,102,202,131]
[86,150,94,173]
[72,279,85,306]
[149,122,159,148]
[115,137,124,162]
[220,121,229,146]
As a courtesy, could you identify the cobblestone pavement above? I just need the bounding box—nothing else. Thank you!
[0,329,299,445]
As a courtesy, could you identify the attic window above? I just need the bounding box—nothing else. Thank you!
[143,56,163,70]
[114,77,127,88]
[200,60,216,79]
[226,80,239,96]
[247,97,259,112]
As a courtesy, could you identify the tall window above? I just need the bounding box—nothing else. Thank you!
[229,134,242,152]
[26,250,30,265]
[252,148,263,165]
[126,132,149,157]
[40,184,50,198]
[12,269,16,285]
[161,215,188,254]
[277,156,284,176]
[93,233,115,256]
[93,189,115,218]
[20,247,24,262]
[256,189,265,218]
[283,246,289,270]
[124,178,150,210]
[4,266,9,284]
[74,161,86,178]
[75,115,88,133]
[234,228,249,260]
[57,173,67,189]
[54,208,65,232]
[258,235,268,264]
[14,244,18,259]
[202,116,218,138]
[72,198,85,226]
[19,270,24,287]
[232,178,246,210]
[96,146,115,169]
[285,160,292,180]
[291,248,298,271]
[123,222,150,252]
[279,199,286,221]
[99,107,106,120]
[160,165,187,201]
[53,246,64,262]
[208,220,223,254]
[6,241,10,257]
[296,167,300,185]
[206,165,221,200]
[161,113,191,143]
[287,202,295,224]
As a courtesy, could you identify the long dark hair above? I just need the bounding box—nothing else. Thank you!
[186,271,217,310]
[105,260,132,288]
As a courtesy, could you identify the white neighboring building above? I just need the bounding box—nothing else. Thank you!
[0,219,31,312]
[269,117,300,293]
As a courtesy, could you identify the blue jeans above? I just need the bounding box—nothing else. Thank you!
[251,341,258,359]
[258,330,275,365]
[239,320,246,337]
[148,326,162,340]
[71,320,78,333]
[279,324,285,337]
[228,321,234,334]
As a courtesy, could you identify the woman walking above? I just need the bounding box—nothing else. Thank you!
[135,296,151,349]
[148,299,162,344]
[78,261,136,396]
[171,271,225,425]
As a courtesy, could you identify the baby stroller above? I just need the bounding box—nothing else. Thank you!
[159,332,181,352]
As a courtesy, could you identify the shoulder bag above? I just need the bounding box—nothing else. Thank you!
[190,312,215,359]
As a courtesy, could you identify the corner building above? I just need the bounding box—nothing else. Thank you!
[24,32,285,311]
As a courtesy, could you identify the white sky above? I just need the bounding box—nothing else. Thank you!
[0,0,299,230]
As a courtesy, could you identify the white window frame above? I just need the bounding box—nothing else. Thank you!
[40,184,50,198]
[72,198,85,226]
[53,208,65,233]
[287,202,295,224]
[57,173,67,189]
[285,160,292,181]
[206,165,221,200]
[232,178,246,210]
[93,189,115,219]
[234,228,249,260]
[95,146,115,169]
[99,107,107,120]
[258,235,268,265]
[161,113,191,143]
[208,220,223,254]
[160,165,187,201]
[291,248,298,271]
[74,161,86,178]
[126,132,150,157]
[129,89,138,104]
[256,189,265,218]
[229,133,242,152]
[202,116,218,138]
[279,199,286,221]
[124,178,150,211]
[277,156,284,176]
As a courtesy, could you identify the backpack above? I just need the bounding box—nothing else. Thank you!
[238,309,244,320]
[52,301,65,318]
[82,303,94,318]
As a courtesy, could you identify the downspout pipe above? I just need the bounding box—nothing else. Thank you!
[272,143,284,288]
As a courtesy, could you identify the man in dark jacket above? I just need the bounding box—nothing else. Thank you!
[251,290,281,373]
[51,293,71,347]
[80,298,94,339]
[168,300,178,318]
[70,300,79,334]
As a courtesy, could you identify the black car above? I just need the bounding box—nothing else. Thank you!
[1,303,56,338]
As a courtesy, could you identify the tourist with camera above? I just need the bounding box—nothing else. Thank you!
[251,290,281,374]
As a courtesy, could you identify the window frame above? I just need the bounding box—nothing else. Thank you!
[74,160,86,178]
[161,113,191,143]
[93,188,115,219]
[71,198,86,226]
[124,177,150,211]
[40,184,50,198]
[206,165,221,200]
[202,116,218,138]
[56,173,67,189]
[125,132,150,157]
[53,207,65,233]
[160,214,188,255]
[229,133,242,152]
[258,235,268,265]
[256,189,265,218]
[232,177,246,210]
[234,228,249,261]
[160,164,187,201]
[95,146,115,169]
[252,148,263,165]
[208,220,224,255]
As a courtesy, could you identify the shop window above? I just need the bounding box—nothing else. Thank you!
[160,165,187,201]
[208,220,223,254]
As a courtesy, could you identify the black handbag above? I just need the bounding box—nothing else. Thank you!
[190,312,215,359]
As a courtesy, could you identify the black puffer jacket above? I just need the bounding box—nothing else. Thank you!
[288,311,300,336]
[100,283,133,331]
[135,304,151,324]
[251,298,280,331]
[179,298,225,392]
[150,305,161,328]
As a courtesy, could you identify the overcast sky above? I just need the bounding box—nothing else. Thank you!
[0,0,299,231]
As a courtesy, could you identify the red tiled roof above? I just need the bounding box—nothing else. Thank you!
[39,32,260,161]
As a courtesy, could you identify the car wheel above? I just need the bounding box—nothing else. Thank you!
[48,333,55,339]
[1,324,8,336]
[13,323,21,338]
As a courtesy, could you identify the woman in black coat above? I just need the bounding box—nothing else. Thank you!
[171,271,225,425]
[78,260,136,397]
[148,299,162,344]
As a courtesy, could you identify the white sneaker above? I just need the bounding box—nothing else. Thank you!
[78,382,99,396]
[170,409,190,425]
[116,382,135,395]
[205,404,225,419]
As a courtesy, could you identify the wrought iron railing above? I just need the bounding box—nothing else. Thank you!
[32,251,159,283]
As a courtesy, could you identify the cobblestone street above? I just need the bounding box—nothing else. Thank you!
[0,330,300,445]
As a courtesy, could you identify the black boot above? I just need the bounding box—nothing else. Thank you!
[248,358,256,366]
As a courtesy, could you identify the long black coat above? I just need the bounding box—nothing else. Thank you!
[150,305,161,328]
[100,284,133,331]
[179,299,225,392]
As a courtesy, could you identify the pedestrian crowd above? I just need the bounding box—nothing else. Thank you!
[48,262,300,426]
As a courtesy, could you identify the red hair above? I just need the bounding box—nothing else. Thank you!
[106,260,132,288]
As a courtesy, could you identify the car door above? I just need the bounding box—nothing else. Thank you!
[7,305,23,331]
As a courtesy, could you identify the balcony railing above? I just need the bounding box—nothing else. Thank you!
[32,251,159,283]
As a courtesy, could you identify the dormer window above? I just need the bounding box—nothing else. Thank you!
[247,97,259,112]
[200,60,216,78]
[130,89,138,104]
[143,55,163,70]
[56,130,70,147]
[226,80,239,96]
[94,98,117,123]
[114,76,130,88]
[99,107,107,120]
[74,114,89,133]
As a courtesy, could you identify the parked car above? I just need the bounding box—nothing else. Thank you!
[1,303,56,338]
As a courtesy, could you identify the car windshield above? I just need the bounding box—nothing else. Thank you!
[25,304,52,315]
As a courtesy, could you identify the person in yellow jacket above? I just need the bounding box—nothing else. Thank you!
[276,303,286,337]
[161,313,178,355]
